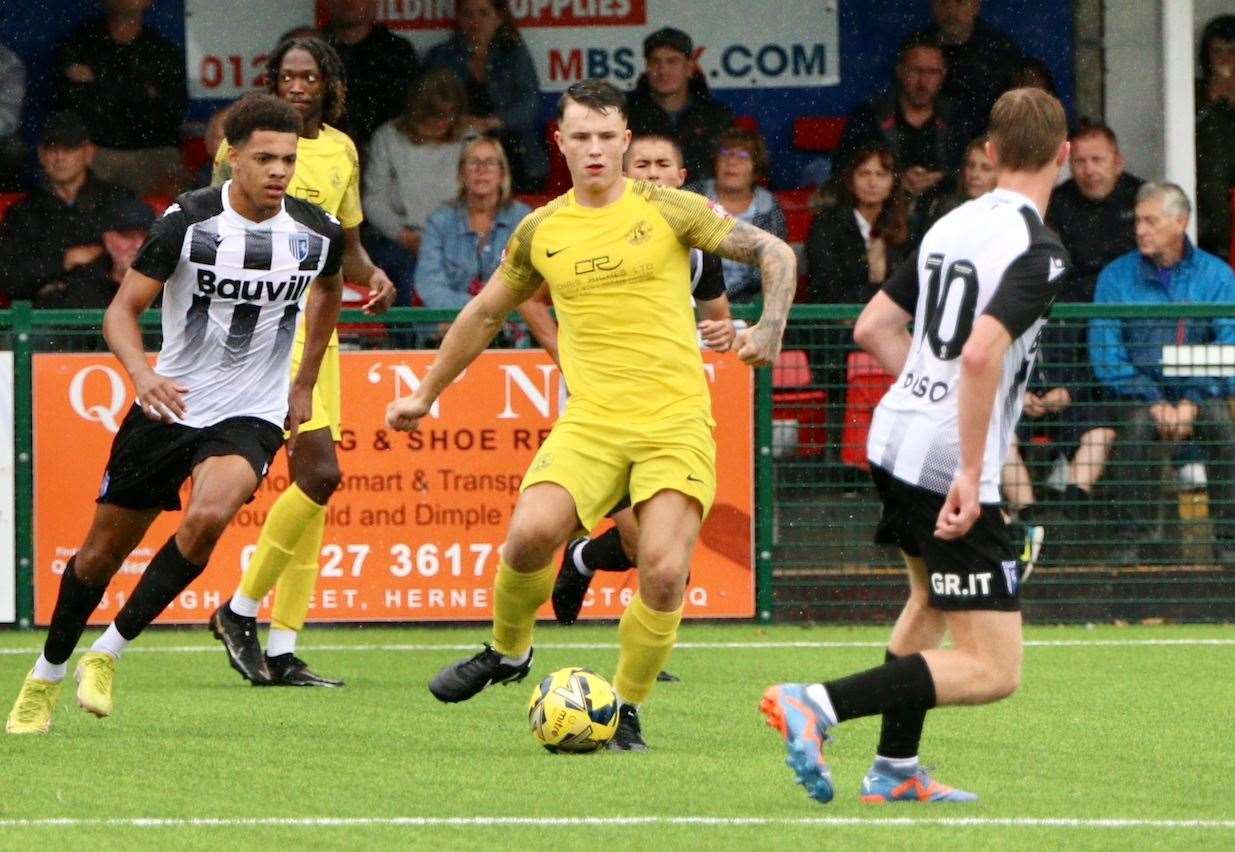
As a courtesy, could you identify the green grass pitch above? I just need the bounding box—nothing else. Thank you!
[0,622,1232,850]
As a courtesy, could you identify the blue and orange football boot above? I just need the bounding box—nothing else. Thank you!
[860,763,978,804]
[759,684,835,803]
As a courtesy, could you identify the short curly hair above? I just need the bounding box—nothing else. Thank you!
[265,36,347,127]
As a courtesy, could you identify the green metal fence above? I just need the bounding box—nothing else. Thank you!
[3,303,1234,626]
[773,304,1235,624]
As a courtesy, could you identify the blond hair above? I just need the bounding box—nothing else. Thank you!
[457,137,513,206]
[987,87,1067,172]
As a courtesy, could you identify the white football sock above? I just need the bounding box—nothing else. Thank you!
[32,654,66,683]
[90,624,129,660]
[806,683,839,726]
[266,628,297,658]
[229,593,260,618]
[572,541,593,577]
[874,755,920,775]
[499,648,530,667]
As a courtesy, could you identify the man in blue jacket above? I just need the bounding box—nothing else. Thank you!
[1090,182,1235,566]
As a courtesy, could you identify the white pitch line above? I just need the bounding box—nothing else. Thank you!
[0,638,1232,657]
[0,816,1232,830]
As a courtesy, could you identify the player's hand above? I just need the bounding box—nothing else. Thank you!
[936,474,981,540]
[698,319,736,352]
[362,268,397,315]
[386,393,432,432]
[285,381,314,456]
[734,321,782,367]
[134,369,188,423]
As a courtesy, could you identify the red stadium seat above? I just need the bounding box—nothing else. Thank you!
[0,191,24,223]
[793,117,848,153]
[1229,187,1235,271]
[776,188,814,213]
[840,351,895,470]
[773,350,827,458]
[734,115,759,133]
[785,209,812,244]
[515,193,554,209]
[182,136,210,178]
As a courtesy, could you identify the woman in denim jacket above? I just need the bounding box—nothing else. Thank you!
[415,137,531,343]
[425,0,547,191]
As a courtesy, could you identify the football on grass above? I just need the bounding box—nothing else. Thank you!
[527,667,619,753]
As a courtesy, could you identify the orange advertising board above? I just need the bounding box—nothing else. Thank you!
[34,350,753,625]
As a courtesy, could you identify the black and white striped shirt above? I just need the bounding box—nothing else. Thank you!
[867,188,1070,502]
[131,183,342,429]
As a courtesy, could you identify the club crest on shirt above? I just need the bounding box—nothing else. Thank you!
[626,220,652,245]
[288,232,310,263]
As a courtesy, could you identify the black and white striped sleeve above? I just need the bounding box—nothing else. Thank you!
[131,205,188,282]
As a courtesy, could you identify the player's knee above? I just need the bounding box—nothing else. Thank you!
[977,658,1020,702]
[297,460,342,502]
[635,545,687,606]
[72,545,123,584]
[179,504,234,551]
[502,524,562,571]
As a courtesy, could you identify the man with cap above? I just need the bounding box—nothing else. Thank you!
[38,196,155,313]
[626,27,735,181]
[0,112,134,307]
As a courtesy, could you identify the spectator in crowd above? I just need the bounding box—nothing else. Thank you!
[38,195,152,311]
[922,134,996,227]
[626,27,735,182]
[836,35,964,202]
[52,0,188,196]
[364,69,475,306]
[1195,14,1235,262]
[806,142,912,305]
[0,41,25,190]
[425,0,546,191]
[1000,348,1117,564]
[414,137,530,343]
[1090,182,1235,565]
[910,0,1023,139]
[693,126,786,302]
[324,0,419,155]
[1047,122,1143,303]
[0,113,133,307]
[195,104,231,187]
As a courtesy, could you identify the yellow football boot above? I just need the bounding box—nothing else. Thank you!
[6,671,62,734]
[75,651,116,718]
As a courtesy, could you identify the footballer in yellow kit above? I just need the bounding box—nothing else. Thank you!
[208,36,395,688]
[503,178,730,530]
[386,79,797,750]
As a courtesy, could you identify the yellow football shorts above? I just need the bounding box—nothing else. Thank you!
[520,409,717,531]
[288,333,342,441]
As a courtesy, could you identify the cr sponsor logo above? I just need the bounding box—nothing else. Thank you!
[69,365,129,433]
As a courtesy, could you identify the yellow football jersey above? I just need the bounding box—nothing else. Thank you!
[500,179,735,422]
[212,124,362,229]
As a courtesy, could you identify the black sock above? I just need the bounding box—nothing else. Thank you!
[875,649,928,759]
[43,557,108,665]
[824,652,936,723]
[113,536,205,641]
[1063,484,1091,520]
[581,527,634,572]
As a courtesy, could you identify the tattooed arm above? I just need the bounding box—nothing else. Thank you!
[710,220,797,367]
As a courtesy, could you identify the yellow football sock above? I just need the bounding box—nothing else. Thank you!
[491,559,554,658]
[613,592,683,705]
[270,508,327,632]
[237,484,324,603]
